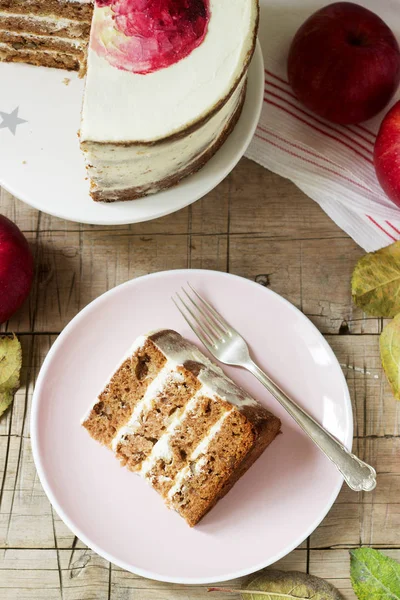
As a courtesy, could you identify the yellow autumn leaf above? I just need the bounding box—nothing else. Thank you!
[209,570,343,599]
[0,335,22,417]
[380,315,400,401]
[352,241,400,317]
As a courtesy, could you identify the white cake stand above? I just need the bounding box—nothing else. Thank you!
[0,43,264,225]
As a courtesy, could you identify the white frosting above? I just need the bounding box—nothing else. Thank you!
[148,329,258,409]
[0,29,86,49]
[0,12,87,26]
[81,77,245,198]
[193,455,208,475]
[80,0,258,143]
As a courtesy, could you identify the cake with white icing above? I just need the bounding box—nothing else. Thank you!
[80,0,259,201]
[0,0,93,74]
[0,1,258,202]
[81,329,281,527]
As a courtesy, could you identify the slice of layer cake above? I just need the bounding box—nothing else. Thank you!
[81,329,281,527]
[0,0,93,74]
[80,0,259,202]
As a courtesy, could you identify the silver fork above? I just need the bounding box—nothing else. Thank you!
[173,284,376,492]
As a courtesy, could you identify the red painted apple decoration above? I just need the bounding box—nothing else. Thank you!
[0,215,34,323]
[287,2,400,125]
[374,100,400,208]
[93,0,210,74]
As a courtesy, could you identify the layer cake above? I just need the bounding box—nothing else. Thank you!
[0,1,93,73]
[0,1,259,202]
[80,0,259,201]
[81,329,281,527]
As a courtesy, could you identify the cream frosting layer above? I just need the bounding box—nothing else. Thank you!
[0,29,86,49]
[81,76,245,199]
[148,329,258,409]
[0,11,91,37]
[80,0,258,143]
[0,40,76,53]
[0,11,82,25]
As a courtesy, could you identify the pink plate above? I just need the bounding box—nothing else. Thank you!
[31,270,352,584]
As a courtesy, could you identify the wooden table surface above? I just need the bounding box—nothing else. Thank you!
[1,158,398,599]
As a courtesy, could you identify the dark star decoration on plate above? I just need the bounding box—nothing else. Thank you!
[0,107,27,135]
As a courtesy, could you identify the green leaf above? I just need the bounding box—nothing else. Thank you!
[0,335,22,418]
[351,548,400,599]
[352,241,400,317]
[209,570,343,599]
[380,315,400,401]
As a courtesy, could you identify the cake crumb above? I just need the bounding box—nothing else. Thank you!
[63,78,71,86]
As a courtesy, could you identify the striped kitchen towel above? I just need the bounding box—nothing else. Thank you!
[245,0,400,252]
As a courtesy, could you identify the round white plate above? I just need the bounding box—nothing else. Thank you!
[31,270,353,584]
[0,44,263,225]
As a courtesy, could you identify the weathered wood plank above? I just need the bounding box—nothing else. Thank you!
[309,549,357,599]
[111,551,307,599]
[229,236,378,334]
[0,548,307,600]
[328,335,397,439]
[15,231,190,333]
[229,159,350,240]
[2,174,379,336]
[1,548,109,600]
[0,188,40,232]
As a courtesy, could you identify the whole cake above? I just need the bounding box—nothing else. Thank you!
[0,1,258,202]
[0,0,93,74]
[80,0,259,201]
[0,1,259,202]
[81,329,281,527]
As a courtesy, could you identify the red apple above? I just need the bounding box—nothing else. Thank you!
[287,2,400,125]
[0,215,34,323]
[374,100,400,208]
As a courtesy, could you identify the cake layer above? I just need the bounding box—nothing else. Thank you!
[167,408,254,526]
[0,0,93,21]
[0,29,86,53]
[82,76,246,202]
[82,330,281,527]
[82,338,167,447]
[0,42,81,70]
[0,12,92,38]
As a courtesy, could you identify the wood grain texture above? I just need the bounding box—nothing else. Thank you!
[0,158,398,600]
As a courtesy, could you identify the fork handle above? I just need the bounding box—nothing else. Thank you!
[247,360,376,492]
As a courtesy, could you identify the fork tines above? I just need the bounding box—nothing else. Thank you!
[172,284,231,350]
